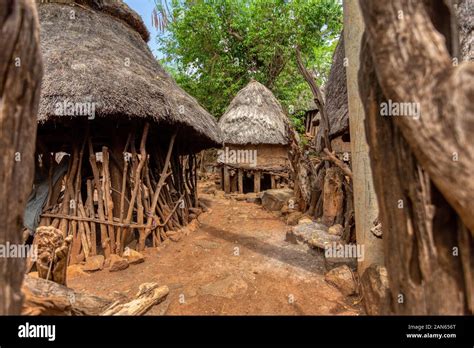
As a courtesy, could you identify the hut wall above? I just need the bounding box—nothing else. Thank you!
[220,143,290,194]
[31,120,201,268]
[224,144,290,170]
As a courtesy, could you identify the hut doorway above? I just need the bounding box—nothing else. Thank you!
[242,173,254,193]
[261,174,272,191]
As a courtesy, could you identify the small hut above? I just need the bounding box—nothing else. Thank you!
[303,100,320,138]
[28,0,221,268]
[315,36,350,154]
[217,80,291,194]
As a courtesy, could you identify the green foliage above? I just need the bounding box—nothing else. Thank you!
[157,0,342,130]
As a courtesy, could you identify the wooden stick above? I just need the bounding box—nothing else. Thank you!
[40,213,151,228]
[86,179,97,256]
[102,147,116,253]
[88,138,111,259]
[122,123,150,248]
[322,148,353,179]
[139,131,177,251]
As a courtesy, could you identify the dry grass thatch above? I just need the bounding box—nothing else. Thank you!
[218,80,290,145]
[323,35,348,138]
[37,0,221,146]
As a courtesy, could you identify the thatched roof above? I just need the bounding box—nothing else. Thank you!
[37,0,221,148]
[314,34,348,150]
[218,80,290,145]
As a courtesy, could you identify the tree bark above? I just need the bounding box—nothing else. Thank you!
[359,0,474,234]
[343,0,383,277]
[359,0,473,314]
[0,0,43,315]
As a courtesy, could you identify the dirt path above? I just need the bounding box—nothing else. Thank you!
[68,187,362,315]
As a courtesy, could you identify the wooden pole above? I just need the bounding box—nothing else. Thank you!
[238,169,244,194]
[223,165,231,194]
[254,171,261,193]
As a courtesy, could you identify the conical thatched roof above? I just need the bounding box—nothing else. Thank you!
[314,34,348,150]
[218,80,290,145]
[37,0,221,147]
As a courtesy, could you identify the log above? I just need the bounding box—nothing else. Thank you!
[101,283,169,316]
[22,276,112,316]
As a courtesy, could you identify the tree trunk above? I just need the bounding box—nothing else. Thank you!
[359,0,473,314]
[0,0,43,315]
[343,0,384,277]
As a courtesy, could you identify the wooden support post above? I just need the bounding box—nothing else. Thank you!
[230,171,238,193]
[271,175,276,189]
[238,169,244,194]
[254,171,261,193]
[223,166,230,194]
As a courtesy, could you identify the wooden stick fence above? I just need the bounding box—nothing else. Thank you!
[36,122,200,264]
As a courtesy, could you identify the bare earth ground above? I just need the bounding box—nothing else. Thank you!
[68,182,363,315]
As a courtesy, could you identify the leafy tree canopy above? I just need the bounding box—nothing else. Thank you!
[155,0,342,132]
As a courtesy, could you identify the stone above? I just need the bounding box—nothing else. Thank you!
[246,196,261,204]
[289,221,341,249]
[308,230,342,249]
[199,275,248,299]
[286,211,303,226]
[82,255,105,272]
[324,265,358,296]
[298,216,313,225]
[122,248,145,265]
[261,188,294,211]
[324,255,358,271]
[234,194,247,201]
[109,254,129,272]
[360,265,390,315]
[67,264,89,279]
[328,224,344,236]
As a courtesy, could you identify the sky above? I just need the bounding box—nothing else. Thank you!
[123,0,161,58]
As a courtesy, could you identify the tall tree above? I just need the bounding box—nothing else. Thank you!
[359,0,473,314]
[157,0,342,126]
[0,0,43,315]
[343,0,384,299]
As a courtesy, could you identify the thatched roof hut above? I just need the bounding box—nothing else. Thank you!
[28,0,221,263]
[217,80,291,194]
[218,80,290,146]
[37,0,221,152]
[314,35,349,152]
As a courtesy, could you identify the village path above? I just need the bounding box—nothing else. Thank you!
[68,181,362,315]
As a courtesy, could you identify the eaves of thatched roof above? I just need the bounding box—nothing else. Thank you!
[218,80,290,146]
[37,0,221,147]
